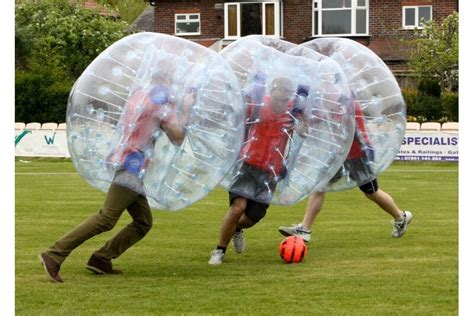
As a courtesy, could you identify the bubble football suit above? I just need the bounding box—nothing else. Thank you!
[302,38,406,191]
[219,36,355,205]
[67,33,246,210]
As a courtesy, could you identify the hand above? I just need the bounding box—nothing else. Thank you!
[180,92,196,125]
[183,92,196,110]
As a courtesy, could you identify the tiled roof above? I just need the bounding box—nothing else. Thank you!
[129,6,154,32]
[71,0,119,17]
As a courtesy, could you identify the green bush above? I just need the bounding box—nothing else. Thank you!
[417,78,441,97]
[15,65,73,123]
[15,0,130,123]
[16,0,129,78]
[403,88,443,122]
[441,91,458,122]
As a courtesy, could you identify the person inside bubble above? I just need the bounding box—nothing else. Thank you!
[208,76,308,265]
[39,70,196,283]
[279,99,413,243]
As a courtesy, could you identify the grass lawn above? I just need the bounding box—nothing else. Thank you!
[15,159,458,315]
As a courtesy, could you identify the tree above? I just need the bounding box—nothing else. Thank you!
[15,0,130,123]
[16,0,129,78]
[408,11,458,92]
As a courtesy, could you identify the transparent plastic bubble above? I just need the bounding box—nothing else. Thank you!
[67,32,245,210]
[219,36,354,205]
[302,38,406,191]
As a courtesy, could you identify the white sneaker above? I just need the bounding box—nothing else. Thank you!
[392,211,413,238]
[232,230,245,253]
[208,249,225,265]
[278,223,312,242]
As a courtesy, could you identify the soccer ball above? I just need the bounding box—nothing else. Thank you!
[279,236,307,263]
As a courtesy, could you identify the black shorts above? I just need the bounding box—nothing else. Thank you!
[229,192,269,224]
[228,162,276,204]
[330,157,375,187]
[358,178,378,194]
[228,162,274,223]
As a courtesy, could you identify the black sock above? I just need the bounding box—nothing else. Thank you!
[217,245,227,253]
[235,227,243,233]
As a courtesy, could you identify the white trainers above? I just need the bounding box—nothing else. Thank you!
[392,211,413,238]
[278,223,312,242]
[232,230,245,253]
[208,249,225,265]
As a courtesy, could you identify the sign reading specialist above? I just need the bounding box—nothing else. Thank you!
[396,132,458,162]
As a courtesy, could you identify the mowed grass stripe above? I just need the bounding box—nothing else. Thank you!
[15,160,458,315]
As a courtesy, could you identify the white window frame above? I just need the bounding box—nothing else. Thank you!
[224,2,282,40]
[312,0,369,37]
[174,13,201,36]
[402,5,432,29]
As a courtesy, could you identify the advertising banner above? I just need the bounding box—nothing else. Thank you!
[15,130,70,158]
[395,132,458,162]
[15,130,459,162]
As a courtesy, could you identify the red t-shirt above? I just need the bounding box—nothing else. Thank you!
[241,96,293,175]
[110,89,176,165]
[347,101,370,160]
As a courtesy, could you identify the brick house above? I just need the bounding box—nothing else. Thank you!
[146,0,458,83]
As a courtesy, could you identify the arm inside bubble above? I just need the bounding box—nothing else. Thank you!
[160,90,196,146]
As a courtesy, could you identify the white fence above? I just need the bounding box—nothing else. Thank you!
[15,128,459,162]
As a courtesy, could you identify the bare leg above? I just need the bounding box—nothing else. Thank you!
[217,197,247,248]
[365,189,403,221]
[301,191,326,230]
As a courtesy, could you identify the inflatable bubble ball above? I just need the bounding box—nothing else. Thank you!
[67,32,246,210]
[219,35,355,205]
[302,38,406,192]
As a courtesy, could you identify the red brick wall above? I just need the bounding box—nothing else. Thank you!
[153,0,457,42]
[154,0,224,40]
[282,0,313,44]
[370,0,458,37]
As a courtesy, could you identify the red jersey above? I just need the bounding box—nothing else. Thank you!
[241,96,293,175]
[347,101,370,160]
[110,88,176,166]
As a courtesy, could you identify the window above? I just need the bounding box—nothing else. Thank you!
[402,6,432,29]
[175,13,200,35]
[225,2,281,39]
[313,0,368,36]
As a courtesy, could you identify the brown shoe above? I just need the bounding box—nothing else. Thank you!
[39,252,63,283]
[86,254,123,275]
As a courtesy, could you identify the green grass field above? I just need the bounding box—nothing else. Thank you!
[15,160,458,315]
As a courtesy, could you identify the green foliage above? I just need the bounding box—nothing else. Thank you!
[16,0,129,78]
[15,0,130,123]
[15,25,35,69]
[403,87,458,123]
[15,64,74,123]
[403,88,443,122]
[15,160,458,314]
[417,78,441,97]
[441,91,459,122]
[408,11,458,92]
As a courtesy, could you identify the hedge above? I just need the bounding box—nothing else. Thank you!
[403,88,458,123]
